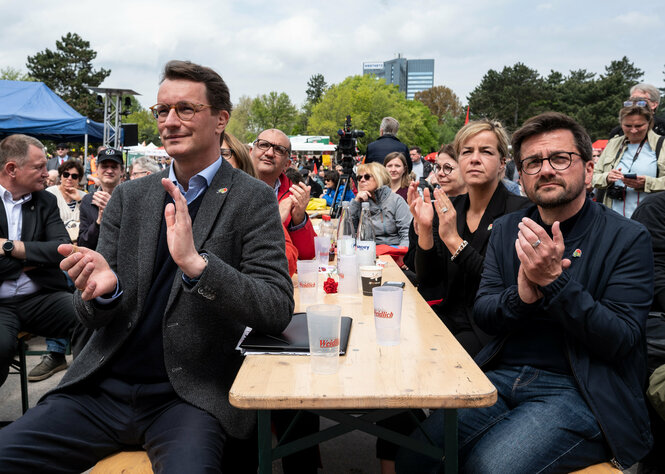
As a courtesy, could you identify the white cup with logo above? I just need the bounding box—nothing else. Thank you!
[372,286,403,346]
[338,254,359,294]
[297,259,319,306]
[306,304,342,374]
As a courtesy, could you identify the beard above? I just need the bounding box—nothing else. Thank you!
[526,175,586,209]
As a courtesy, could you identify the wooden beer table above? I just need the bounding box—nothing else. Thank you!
[229,256,497,473]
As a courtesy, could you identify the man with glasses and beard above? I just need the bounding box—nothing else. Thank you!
[397,112,653,472]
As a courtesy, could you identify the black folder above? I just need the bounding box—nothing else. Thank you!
[238,313,353,355]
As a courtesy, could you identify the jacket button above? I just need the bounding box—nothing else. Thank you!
[127,321,132,330]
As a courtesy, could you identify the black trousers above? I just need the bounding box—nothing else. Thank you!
[0,291,77,385]
[0,377,227,473]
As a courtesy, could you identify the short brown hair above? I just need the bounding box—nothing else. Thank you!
[58,159,84,177]
[0,134,44,168]
[511,112,592,168]
[162,60,232,115]
[453,119,510,160]
[437,143,457,162]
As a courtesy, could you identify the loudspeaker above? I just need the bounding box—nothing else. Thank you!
[121,124,139,147]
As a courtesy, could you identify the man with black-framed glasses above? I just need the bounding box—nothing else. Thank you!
[251,128,316,260]
[398,112,653,472]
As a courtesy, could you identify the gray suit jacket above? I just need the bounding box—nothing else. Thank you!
[52,159,294,438]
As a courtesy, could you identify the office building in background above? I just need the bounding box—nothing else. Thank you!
[363,56,434,100]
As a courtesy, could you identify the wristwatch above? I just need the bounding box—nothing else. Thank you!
[2,240,14,256]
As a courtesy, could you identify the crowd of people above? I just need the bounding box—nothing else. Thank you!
[1,60,665,473]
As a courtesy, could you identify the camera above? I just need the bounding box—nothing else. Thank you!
[336,115,365,174]
[607,184,625,201]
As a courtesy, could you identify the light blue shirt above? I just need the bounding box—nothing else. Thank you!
[611,142,658,218]
[0,184,41,298]
[168,158,222,204]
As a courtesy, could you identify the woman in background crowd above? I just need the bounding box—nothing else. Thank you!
[592,103,665,218]
[46,160,86,244]
[321,169,355,206]
[222,132,257,178]
[384,151,411,201]
[349,162,411,247]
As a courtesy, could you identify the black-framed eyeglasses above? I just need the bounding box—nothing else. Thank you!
[623,100,648,107]
[220,148,234,160]
[357,173,373,181]
[61,171,79,180]
[434,163,455,175]
[149,102,213,121]
[253,139,289,158]
[520,151,581,175]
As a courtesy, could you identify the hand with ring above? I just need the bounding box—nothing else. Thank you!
[432,187,462,252]
[515,217,570,288]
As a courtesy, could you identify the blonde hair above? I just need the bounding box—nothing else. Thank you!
[357,162,390,187]
[453,119,510,159]
[224,132,257,178]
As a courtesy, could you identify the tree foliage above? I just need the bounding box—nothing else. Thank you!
[0,66,34,81]
[306,74,328,105]
[307,75,439,153]
[249,91,298,135]
[26,32,110,120]
[124,109,160,145]
[226,95,254,143]
[414,86,463,124]
[467,57,646,140]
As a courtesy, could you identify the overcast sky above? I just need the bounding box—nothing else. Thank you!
[1,0,663,111]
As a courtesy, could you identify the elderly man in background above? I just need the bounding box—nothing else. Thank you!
[251,128,316,259]
[365,117,412,173]
[130,156,161,180]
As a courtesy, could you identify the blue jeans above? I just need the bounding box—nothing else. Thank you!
[395,365,608,474]
[46,337,67,354]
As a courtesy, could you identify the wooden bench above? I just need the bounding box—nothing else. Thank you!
[570,462,621,473]
[91,451,153,474]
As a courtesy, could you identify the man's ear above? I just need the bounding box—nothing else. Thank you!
[216,110,230,135]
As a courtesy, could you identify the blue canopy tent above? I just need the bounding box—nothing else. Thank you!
[0,80,106,142]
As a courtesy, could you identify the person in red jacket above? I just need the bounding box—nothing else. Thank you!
[251,128,316,259]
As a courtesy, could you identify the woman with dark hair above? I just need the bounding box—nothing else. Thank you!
[592,104,665,218]
[384,151,411,201]
[321,169,354,206]
[408,119,530,356]
[46,159,86,243]
[431,143,466,197]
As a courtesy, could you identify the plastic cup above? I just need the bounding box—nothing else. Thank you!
[372,286,403,346]
[297,259,319,306]
[306,304,342,374]
[315,235,331,268]
[338,254,359,294]
[359,265,383,296]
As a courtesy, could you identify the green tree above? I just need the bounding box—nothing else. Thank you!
[226,95,254,143]
[467,63,546,131]
[123,108,160,145]
[0,66,34,81]
[306,74,327,105]
[26,32,111,120]
[414,86,463,124]
[308,75,439,153]
[249,91,298,135]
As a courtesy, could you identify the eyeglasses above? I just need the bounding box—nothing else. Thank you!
[130,170,149,178]
[253,139,289,158]
[623,100,648,107]
[61,171,79,180]
[357,173,373,181]
[520,152,581,175]
[149,102,213,121]
[220,148,234,160]
[434,163,455,175]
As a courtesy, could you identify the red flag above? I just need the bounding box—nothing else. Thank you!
[313,163,318,174]
[464,106,470,125]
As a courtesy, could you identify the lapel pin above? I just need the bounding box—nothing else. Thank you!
[573,248,582,258]
[487,223,493,231]
[217,187,228,194]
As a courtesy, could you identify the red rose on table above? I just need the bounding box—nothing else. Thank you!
[323,276,338,294]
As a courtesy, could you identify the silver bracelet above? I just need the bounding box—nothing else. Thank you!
[450,240,468,262]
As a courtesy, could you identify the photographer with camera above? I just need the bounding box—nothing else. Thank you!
[593,103,665,218]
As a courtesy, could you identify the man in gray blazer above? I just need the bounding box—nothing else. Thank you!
[0,61,294,472]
